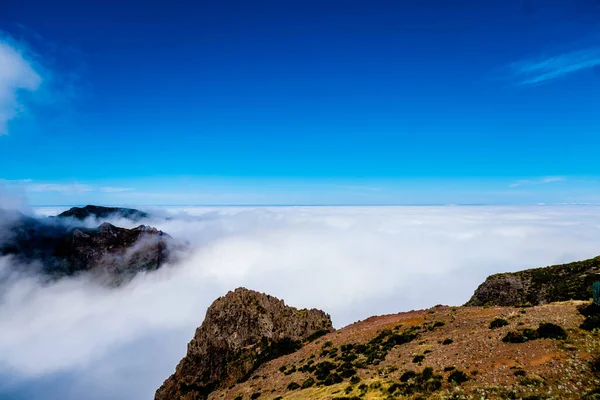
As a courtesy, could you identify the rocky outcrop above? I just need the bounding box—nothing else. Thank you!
[57,205,150,221]
[466,256,600,307]
[155,288,333,400]
[1,210,171,282]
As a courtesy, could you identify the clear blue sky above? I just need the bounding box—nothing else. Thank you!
[0,0,599,205]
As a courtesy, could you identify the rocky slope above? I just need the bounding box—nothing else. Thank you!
[160,299,599,400]
[0,209,171,281]
[156,254,600,400]
[57,205,150,221]
[466,256,600,307]
[155,288,334,400]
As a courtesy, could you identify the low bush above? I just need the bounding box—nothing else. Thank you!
[305,329,329,343]
[286,382,300,391]
[448,370,469,385]
[489,318,509,329]
[413,355,425,363]
[323,372,343,386]
[537,323,567,340]
[301,377,315,388]
[442,338,453,345]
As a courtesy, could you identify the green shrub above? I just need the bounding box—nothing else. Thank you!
[314,361,336,380]
[425,379,442,391]
[514,369,526,377]
[413,355,425,363]
[537,322,567,340]
[444,366,456,372]
[324,372,343,386]
[519,375,544,386]
[250,393,261,399]
[442,338,453,345]
[279,365,286,373]
[350,375,360,384]
[594,281,600,306]
[322,341,333,348]
[489,318,509,329]
[502,328,538,343]
[579,303,600,331]
[283,365,296,375]
[422,367,434,380]
[305,329,329,342]
[287,382,300,390]
[400,370,417,382]
[433,321,445,328]
[448,370,469,385]
[234,396,243,400]
[301,377,315,388]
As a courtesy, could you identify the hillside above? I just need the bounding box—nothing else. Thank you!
[205,301,598,400]
[466,256,600,307]
[157,289,600,399]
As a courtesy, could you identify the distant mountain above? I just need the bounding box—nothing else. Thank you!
[0,209,172,282]
[465,256,600,307]
[57,205,150,221]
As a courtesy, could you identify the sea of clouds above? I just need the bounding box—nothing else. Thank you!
[1,204,600,399]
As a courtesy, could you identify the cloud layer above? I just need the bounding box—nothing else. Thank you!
[2,205,600,399]
[0,38,41,134]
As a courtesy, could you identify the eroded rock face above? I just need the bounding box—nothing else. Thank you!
[466,256,600,306]
[57,205,150,221]
[155,288,333,400]
[0,211,171,281]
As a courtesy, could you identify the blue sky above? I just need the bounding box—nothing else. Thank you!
[0,0,599,205]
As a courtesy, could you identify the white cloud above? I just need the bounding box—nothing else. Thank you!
[1,205,600,399]
[509,176,565,187]
[0,38,42,134]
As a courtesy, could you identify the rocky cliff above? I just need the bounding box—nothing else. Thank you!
[466,255,600,307]
[1,210,171,282]
[155,288,333,400]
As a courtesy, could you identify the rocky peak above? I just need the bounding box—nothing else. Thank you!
[155,288,333,400]
[57,205,150,221]
[0,211,172,282]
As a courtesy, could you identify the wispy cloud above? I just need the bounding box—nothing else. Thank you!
[25,183,94,194]
[1,180,135,195]
[0,36,42,134]
[509,176,565,188]
[100,187,135,193]
[509,47,600,86]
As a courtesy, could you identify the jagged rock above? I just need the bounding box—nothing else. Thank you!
[466,256,600,306]
[155,288,333,400]
[57,205,150,221]
[0,210,171,281]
